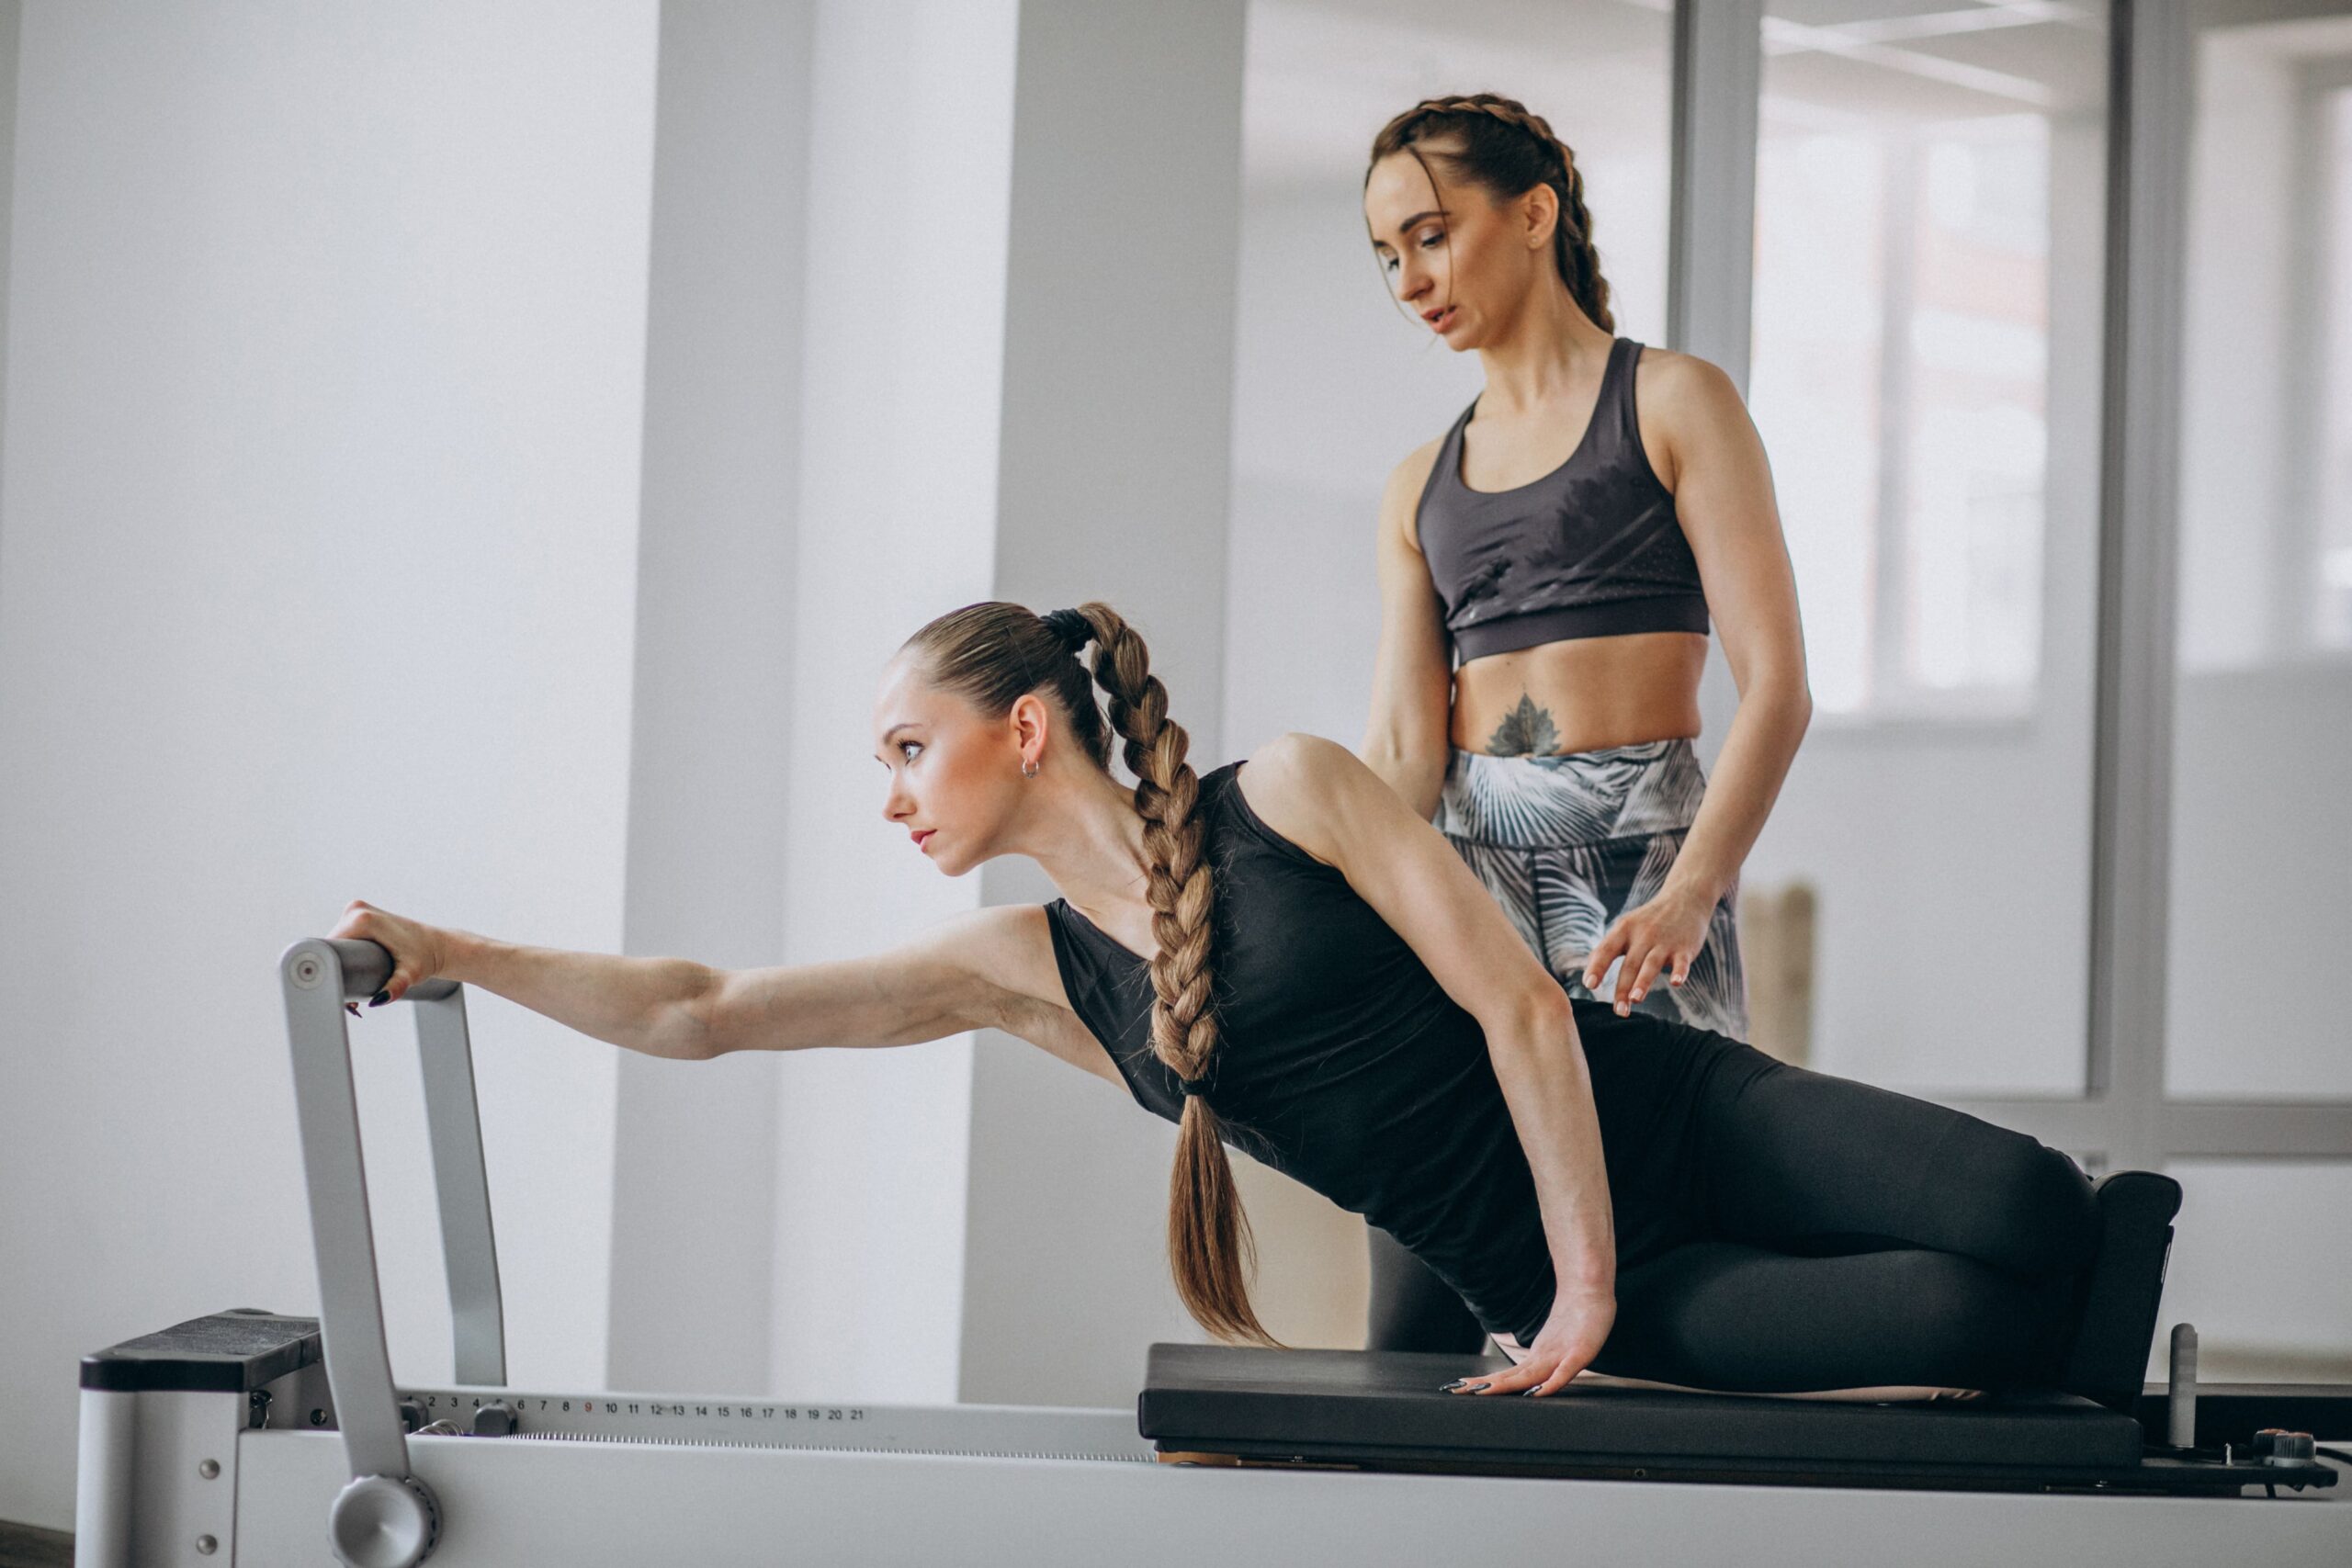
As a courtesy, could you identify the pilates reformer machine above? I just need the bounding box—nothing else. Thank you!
[71,938,2352,1566]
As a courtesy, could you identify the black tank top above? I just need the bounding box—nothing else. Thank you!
[1415,337,1709,664]
[1042,761,1727,1344]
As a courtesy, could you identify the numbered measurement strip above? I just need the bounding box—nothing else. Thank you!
[398,1386,1153,1462]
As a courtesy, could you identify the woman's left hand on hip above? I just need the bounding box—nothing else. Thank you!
[1580,883,1717,1014]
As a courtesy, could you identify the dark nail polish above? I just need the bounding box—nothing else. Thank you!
[1439,1379,1464,1392]
[1461,1382,1489,1393]
[368,989,390,1007]
[1520,1387,1543,1396]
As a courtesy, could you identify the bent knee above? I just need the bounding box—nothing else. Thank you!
[1975,1136,2098,1277]
[1883,1250,2062,1387]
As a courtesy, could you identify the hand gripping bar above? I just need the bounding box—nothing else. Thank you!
[278,936,506,1567]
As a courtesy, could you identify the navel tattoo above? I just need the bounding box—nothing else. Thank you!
[1485,694,1560,756]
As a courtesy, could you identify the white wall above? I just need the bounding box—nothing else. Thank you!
[0,0,660,1529]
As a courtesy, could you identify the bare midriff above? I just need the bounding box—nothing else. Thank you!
[1448,631,1709,757]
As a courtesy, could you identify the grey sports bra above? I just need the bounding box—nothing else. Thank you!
[1414,337,1708,664]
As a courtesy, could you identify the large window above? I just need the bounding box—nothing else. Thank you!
[2167,11,2352,1116]
[1739,0,2109,1098]
[1750,3,2105,718]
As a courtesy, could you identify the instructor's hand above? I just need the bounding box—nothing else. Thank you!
[1581,882,1716,1016]
[1452,1285,1615,1397]
[327,899,455,1011]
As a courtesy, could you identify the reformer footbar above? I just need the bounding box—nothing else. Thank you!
[70,937,2351,1568]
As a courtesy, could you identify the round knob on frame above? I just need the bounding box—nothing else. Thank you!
[328,1473,440,1568]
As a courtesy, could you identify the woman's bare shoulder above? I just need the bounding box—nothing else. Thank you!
[939,903,1125,1085]
[1385,434,1446,493]
[1374,435,1446,549]
[1634,346,1745,422]
[1233,732,1386,867]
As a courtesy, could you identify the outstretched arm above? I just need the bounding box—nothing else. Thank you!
[331,899,1117,1080]
[1236,734,1614,1397]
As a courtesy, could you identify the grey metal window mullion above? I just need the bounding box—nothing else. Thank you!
[1668,0,1762,395]
[2277,62,2335,658]
[2080,0,2193,1174]
[1867,132,1919,707]
[1944,0,2189,1170]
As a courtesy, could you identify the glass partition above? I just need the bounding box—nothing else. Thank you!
[2165,2,2352,1101]
[1741,0,2110,1096]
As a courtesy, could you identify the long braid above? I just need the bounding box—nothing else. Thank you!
[1073,602,1272,1347]
[1552,148,1612,333]
[1368,92,1614,332]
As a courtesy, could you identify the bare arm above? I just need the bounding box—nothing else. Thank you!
[694,905,1117,1080]
[1238,734,1613,1395]
[334,899,1120,1083]
[1654,354,1810,899]
[1360,441,1454,820]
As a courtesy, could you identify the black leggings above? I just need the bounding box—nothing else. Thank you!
[1367,1045,2100,1392]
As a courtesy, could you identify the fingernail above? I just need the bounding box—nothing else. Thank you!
[345,1002,360,1018]
[1461,1382,1489,1393]
[1439,1379,1465,1392]
[1631,988,1645,1002]
[368,989,390,1008]
[1519,1388,1543,1397]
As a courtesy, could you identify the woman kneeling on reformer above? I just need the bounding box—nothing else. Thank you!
[335,600,2100,1401]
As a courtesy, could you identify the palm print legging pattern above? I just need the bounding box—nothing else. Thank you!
[1432,739,1747,1038]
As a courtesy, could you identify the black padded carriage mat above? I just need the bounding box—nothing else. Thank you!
[1139,1344,2146,1477]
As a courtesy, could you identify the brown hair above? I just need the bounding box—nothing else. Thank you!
[903,601,1274,1346]
[1366,92,1613,333]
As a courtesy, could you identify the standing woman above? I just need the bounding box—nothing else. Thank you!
[1357,96,1813,1353]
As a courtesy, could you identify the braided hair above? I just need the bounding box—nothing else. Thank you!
[1367,92,1613,333]
[902,601,1273,1346]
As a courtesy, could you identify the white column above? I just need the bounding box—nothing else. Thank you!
[765,0,1021,1403]
[606,0,816,1396]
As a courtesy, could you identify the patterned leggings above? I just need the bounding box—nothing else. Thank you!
[1369,738,1749,1354]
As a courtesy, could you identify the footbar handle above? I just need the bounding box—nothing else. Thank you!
[281,936,503,1567]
